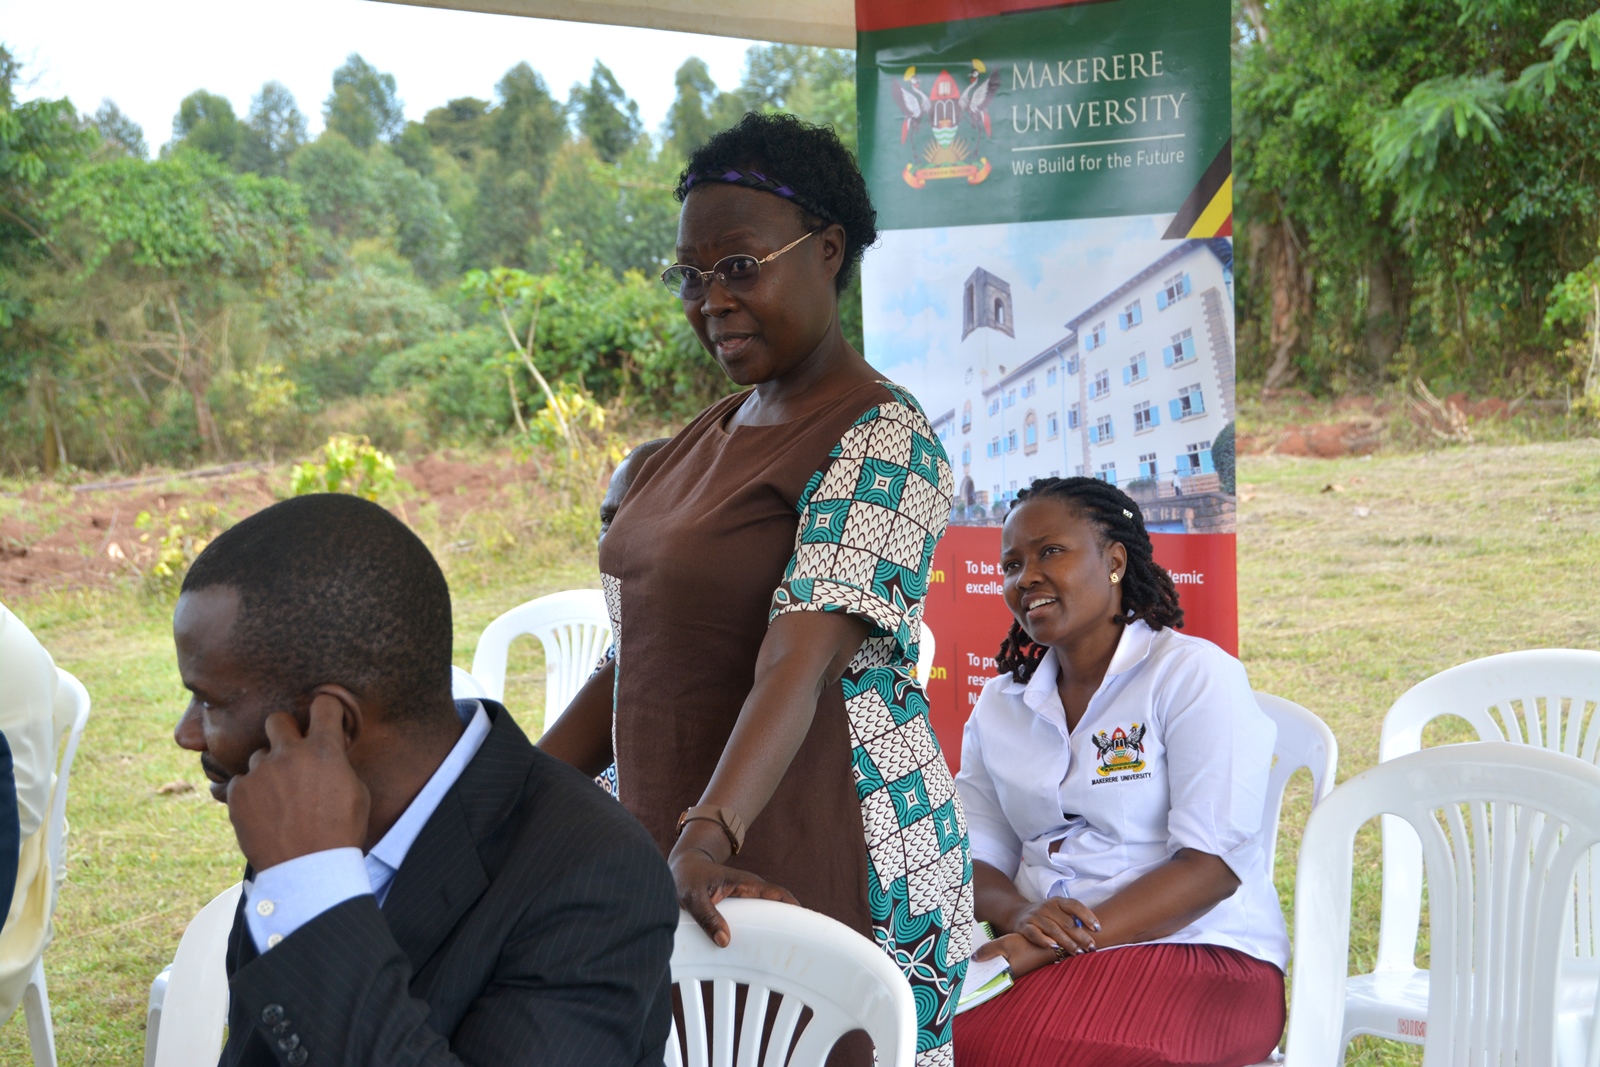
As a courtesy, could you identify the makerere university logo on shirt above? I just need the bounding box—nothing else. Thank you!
[1092,723,1147,776]
[892,60,998,189]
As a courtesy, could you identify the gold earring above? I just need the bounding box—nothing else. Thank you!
[1110,573,1121,584]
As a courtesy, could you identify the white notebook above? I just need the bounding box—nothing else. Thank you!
[955,921,1014,1014]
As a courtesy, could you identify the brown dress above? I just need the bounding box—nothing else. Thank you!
[600,379,972,1067]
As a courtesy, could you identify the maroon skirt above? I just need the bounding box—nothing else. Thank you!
[953,943,1285,1067]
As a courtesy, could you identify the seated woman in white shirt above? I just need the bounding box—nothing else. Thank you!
[953,477,1287,1067]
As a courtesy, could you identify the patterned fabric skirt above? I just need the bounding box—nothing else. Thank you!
[953,942,1284,1067]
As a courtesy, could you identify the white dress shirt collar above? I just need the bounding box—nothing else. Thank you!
[1003,620,1159,711]
[366,700,492,895]
[244,699,493,952]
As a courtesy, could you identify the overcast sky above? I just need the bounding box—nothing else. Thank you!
[0,0,757,152]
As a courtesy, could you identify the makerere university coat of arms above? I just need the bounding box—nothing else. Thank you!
[891,60,998,188]
[1092,724,1148,776]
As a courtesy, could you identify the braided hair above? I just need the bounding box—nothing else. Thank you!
[995,477,1184,683]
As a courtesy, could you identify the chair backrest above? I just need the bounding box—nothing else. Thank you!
[1375,650,1600,971]
[665,899,916,1067]
[469,590,613,722]
[149,882,242,1067]
[914,621,935,689]
[47,669,90,885]
[1255,692,1339,877]
[1284,743,1600,1067]
[450,665,489,701]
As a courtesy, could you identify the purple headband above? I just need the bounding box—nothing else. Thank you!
[684,168,838,223]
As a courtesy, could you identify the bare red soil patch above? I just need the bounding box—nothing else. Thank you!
[1,453,542,600]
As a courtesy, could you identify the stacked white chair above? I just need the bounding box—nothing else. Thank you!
[1345,649,1600,1058]
[1286,742,1600,1066]
[666,898,916,1067]
[17,668,91,1067]
[469,590,613,726]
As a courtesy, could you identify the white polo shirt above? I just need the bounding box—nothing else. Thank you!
[955,620,1289,970]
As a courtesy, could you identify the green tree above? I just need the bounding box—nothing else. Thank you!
[89,99,147,159]
[570,61,641,163]
[664,57,733,161]
[289,132,380,238]
[39,152,306,457]
[739,45,854,112]
[537,139,678,278]
[422,96,489,165]
[468,62,565,268]
[239,81,306,176]
[288,243,457,399]
[324,53,403,149]
[287,134,459,282]
[1235,0,1600,394]
[0,45,96,470]
[169,89,243,162]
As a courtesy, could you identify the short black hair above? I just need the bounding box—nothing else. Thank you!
[182,494,453,721]
[996,477,1184,683]
[675,111,877,293]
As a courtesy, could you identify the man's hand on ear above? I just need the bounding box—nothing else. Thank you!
[227,695,371,871]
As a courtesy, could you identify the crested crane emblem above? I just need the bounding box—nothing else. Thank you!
[892,60,996,189]
[1092,723,1147,776]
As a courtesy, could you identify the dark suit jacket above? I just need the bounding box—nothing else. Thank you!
[220,701,677,1067]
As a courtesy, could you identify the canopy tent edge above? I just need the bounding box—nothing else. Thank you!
[364,0,857,49]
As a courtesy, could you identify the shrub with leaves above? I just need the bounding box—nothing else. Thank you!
[135,503,224,592]
[290,432,401,502]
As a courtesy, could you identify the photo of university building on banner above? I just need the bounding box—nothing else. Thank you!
[855,0,1236,760]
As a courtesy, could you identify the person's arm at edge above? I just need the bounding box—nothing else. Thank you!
[536,657,615,777]
[670,609,869,945]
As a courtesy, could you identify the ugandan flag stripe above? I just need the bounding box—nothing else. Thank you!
[1161,138,1232,240]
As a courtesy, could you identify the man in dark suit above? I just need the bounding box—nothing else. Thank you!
[171,493,677,1066]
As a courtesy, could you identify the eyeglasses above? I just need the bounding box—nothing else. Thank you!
[660,231,818,301]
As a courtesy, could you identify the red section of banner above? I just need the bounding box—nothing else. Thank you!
[856,0,1112,34]
[1149,532,1237,655]
[921,527,1236,772]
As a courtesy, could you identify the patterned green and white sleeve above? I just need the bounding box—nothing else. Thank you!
[770,384,955,669]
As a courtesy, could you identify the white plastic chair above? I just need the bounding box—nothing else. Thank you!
[450,664,489,701]
[913,621,935,689]
[470,590,613,725]
[1346,650,1600,1056]
[1256,692,1340,876]
[143,882,242,1067]
[19,667,90,1067]
[665,898,916,1067]
[1285,742,1600,1067]
[1239,693,1338,1066]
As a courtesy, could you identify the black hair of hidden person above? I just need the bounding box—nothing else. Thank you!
[181,493,453,722]
[674,111,879,294]
[996,477,1185,685]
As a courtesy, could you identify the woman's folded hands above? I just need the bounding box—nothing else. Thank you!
[975,897,1102,979]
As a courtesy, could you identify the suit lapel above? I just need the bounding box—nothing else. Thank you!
[227,866,258,976]
[378,787,489,971]
[379,701,533,973]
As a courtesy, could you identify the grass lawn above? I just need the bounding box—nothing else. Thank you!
[3,437,1599,1064]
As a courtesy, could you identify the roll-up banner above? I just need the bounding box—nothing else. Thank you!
[856,0,1237,767]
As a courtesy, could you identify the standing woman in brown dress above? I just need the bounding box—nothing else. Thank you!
[540,112,972,1067]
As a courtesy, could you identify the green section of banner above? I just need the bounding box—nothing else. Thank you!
[858,0,1230,231]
